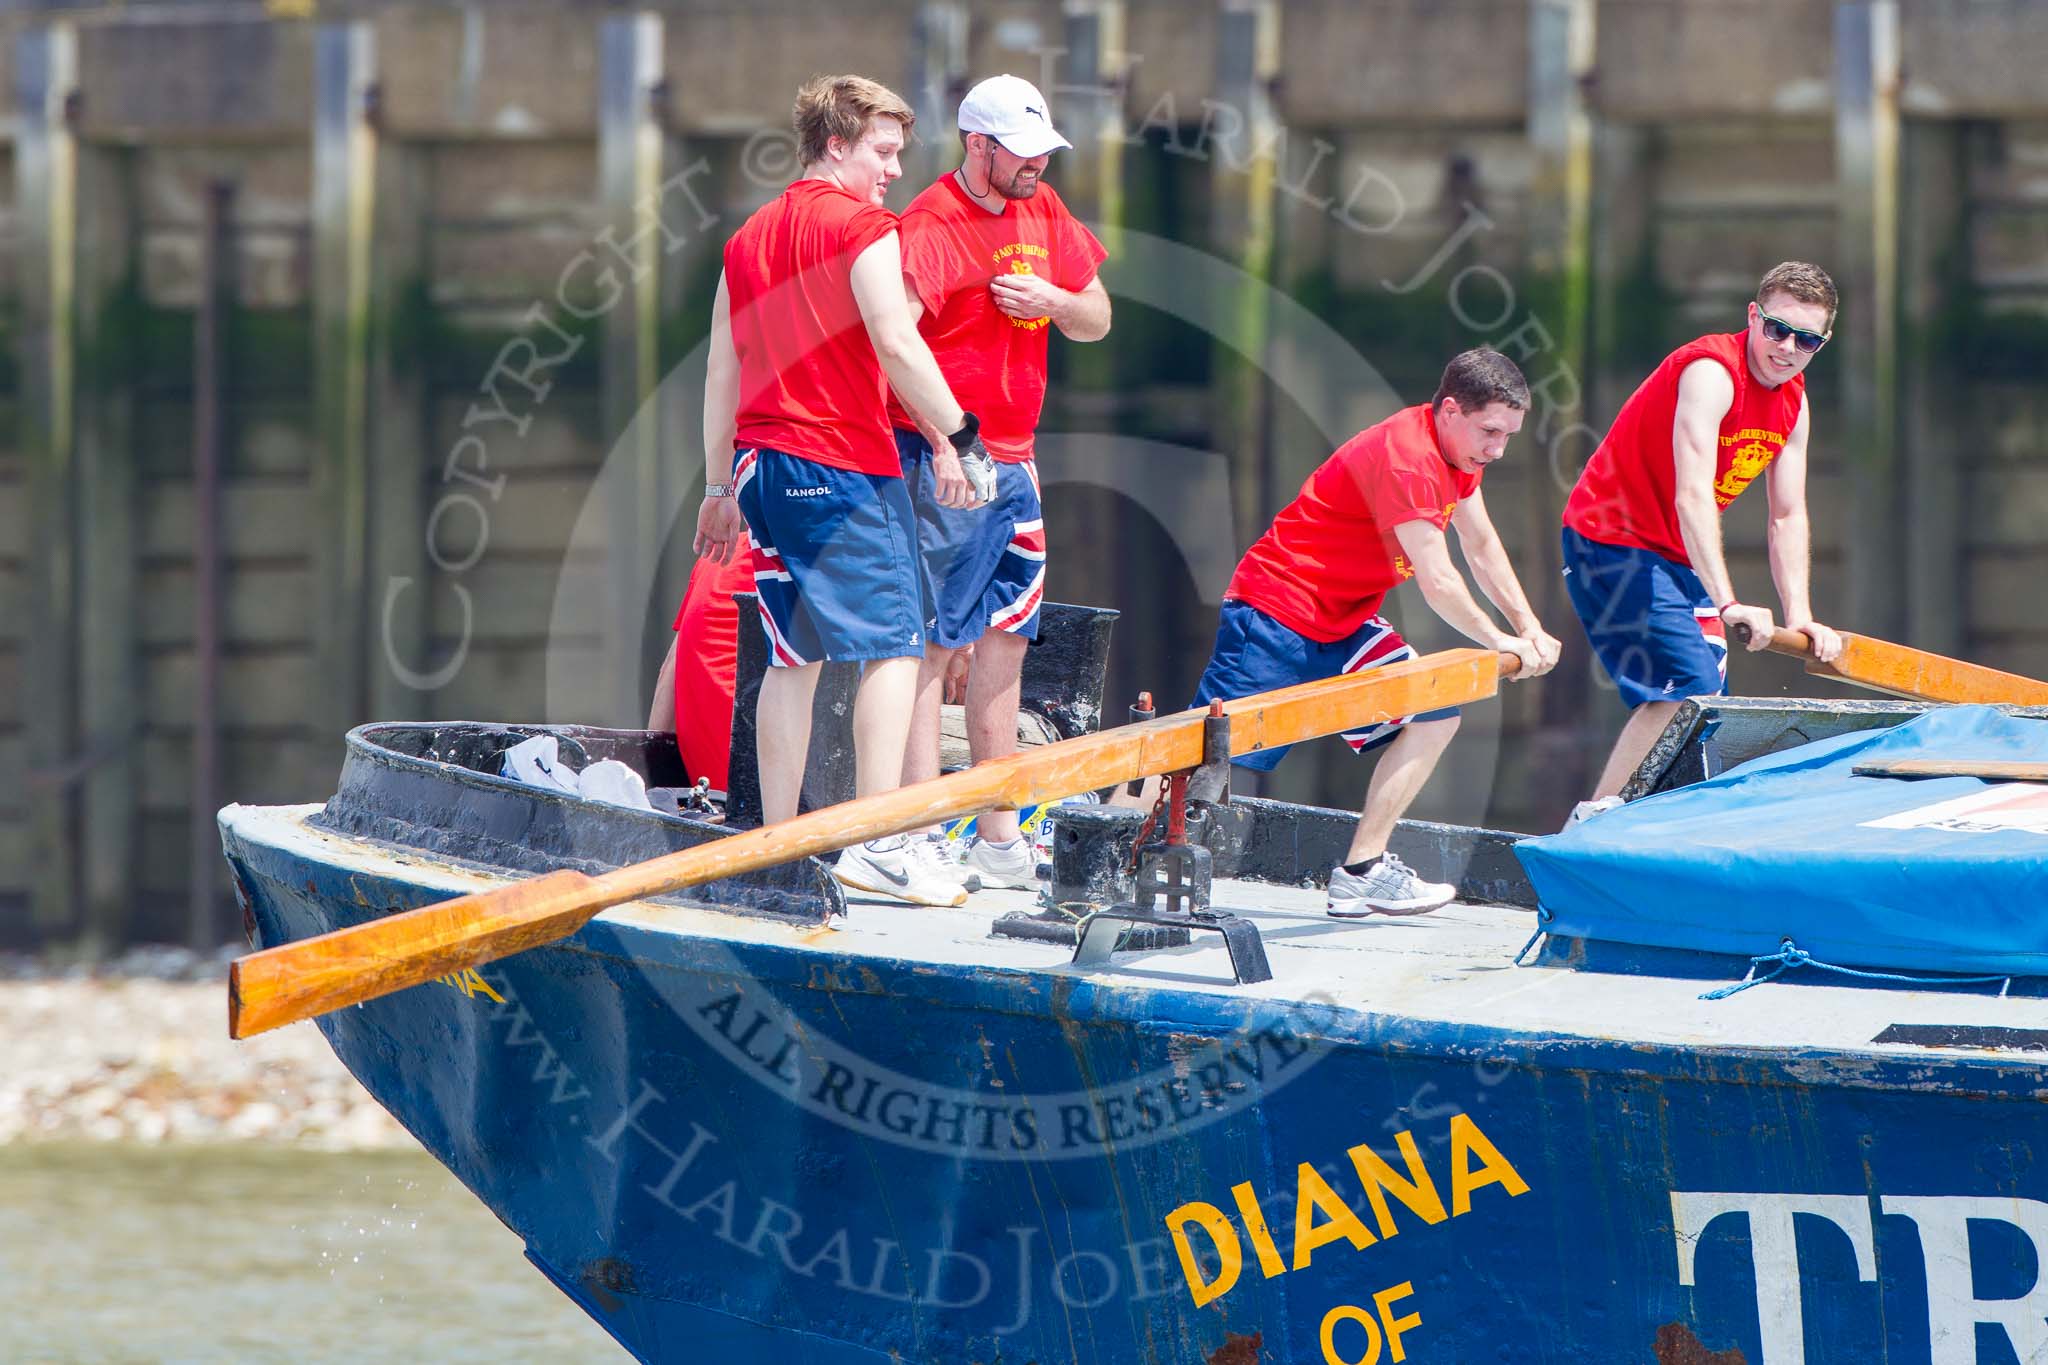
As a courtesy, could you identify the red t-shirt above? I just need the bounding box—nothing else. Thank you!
[723,179,901,476]
[670,537,756,792]
[1563,331,1807,565]
[885,177,1107,460]
[1226,405,1481,642]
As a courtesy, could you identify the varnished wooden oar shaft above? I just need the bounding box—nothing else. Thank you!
[1729,623,2048,706]
[229,647,1513,1038]
[1852,759,2048,781]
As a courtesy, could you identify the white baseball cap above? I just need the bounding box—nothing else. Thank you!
[957,75,1073,159]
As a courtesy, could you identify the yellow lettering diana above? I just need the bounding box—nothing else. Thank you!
[1348,1129,1449,1238]
[1166,1201,1242,1307]
[1448,1112,1529,1213]
[1166,1113,1528,1309]
[1293,1163,1376,1270]
[437,967,505,1003]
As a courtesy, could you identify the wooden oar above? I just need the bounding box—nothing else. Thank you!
[229,647,1516,1038]
[1852,759,2048,782]
[1730,624,2048,706]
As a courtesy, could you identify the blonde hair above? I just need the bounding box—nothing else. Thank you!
[793,76,916,166]
[1757,261,1838,327]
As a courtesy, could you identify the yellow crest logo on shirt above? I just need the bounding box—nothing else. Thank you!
[992,242,1052,332]
[1714,440,1776,505]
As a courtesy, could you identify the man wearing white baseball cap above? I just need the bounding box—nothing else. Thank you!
[885,73,1112,892]
[956,72,1075,159]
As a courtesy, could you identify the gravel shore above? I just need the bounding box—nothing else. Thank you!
[0,947,409,1148]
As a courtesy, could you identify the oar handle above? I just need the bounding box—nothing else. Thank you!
[1727,622,1817,658]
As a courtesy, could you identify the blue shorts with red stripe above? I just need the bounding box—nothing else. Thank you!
[734,446,928,667]
[1560,525,1728,708]
[1189,600,1461,772]
[897,430,1046,649]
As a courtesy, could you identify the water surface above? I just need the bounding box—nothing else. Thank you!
[0,1144,627,1363]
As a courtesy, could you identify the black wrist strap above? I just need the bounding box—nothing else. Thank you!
[947,412,981,452]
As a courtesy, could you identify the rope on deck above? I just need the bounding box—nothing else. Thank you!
[1511,907,1553,967]
[1699,938,2015,1001]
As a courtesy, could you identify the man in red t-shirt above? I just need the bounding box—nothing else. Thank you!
[647,532,755,794]
[1561,261,1845,818]
[887,74,1112,891]
[1189,349,1559,917]
[693,75,994,907]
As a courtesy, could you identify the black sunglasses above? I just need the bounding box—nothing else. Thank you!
[1757,309,1829,355]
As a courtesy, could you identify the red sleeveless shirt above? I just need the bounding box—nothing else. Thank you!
[1563,331,1805,566]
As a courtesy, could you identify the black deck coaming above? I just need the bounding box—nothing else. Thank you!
[311,721,844,923]
[306,600,1127,926]
[1623,695,2048,798]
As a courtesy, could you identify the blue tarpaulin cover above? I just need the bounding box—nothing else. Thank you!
[1517,705,2048,975]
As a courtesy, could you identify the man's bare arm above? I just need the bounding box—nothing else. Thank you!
[849,233,965,434]
[1393,520,1548,676]
[1055,275,1112,341]
[1450,490,1538,633]
[701,274,739,485]
[889,277,975,507]
[1763,396,1843,660]
[1451,492,1561,671]
[988,272,1111,341]
[1668,359,1750,618]
[694,274,746,562]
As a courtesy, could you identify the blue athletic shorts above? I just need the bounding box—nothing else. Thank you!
[734,446,928,667]
[1189,600,1461,772]
[896,430,1045,649]
[1560,525,1728,708]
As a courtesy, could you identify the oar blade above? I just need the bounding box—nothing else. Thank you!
[229,868,597,1038]
[1813,635,2048,706]
[1733,623,2048,706]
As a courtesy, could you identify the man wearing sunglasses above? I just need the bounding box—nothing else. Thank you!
[1560,260,1845,821]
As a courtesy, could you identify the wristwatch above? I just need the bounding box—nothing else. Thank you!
[946,412,981,451]
[704,482,733,498]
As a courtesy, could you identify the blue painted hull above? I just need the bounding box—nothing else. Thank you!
[226,820,2048,1365]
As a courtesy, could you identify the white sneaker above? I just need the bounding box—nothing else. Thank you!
[1566,795,1625,828]
[834,836,968,907]
[1326,854,1456,919]
[960,836,1039,891]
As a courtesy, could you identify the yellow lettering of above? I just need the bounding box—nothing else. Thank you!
[1291,1162,1376,1271]
[1166,1201,1242,1308]
[1374,1281,1424,1362]
[1448,1112,1530,1215]
[1230,1181,1287,1279]
[1320,1303,1384,1365]
[1346,1130,1448,1239]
